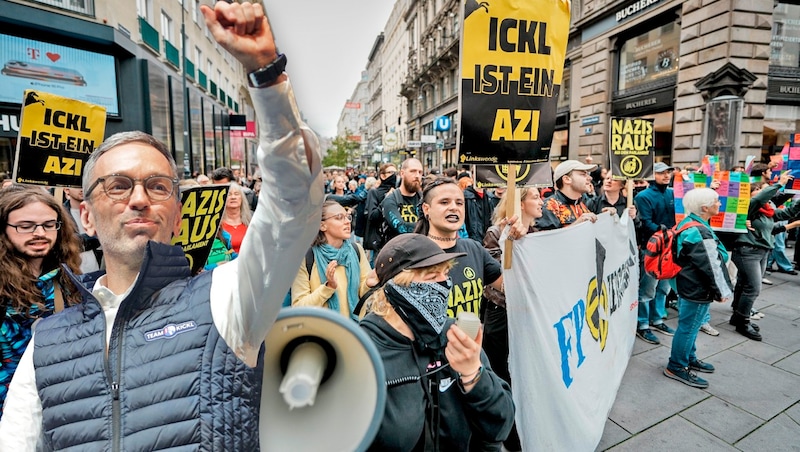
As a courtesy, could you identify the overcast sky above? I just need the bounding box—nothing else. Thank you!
[263,1,397,138]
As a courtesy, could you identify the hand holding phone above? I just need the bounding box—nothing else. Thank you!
[455,311,481,341]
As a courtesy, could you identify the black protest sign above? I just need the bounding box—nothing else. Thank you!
[13,90,106,187]
[458,0,570,165]
[171,185,229,275]
[475,163,552,188]
[609,117,655,180]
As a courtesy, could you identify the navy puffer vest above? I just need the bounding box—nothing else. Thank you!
[33,242,263,451]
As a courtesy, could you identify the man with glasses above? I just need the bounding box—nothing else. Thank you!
[0,186,83,419]
[0,2,323,450]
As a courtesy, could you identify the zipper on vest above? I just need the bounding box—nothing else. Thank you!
[106,309,127,452]
[111,381,120,451]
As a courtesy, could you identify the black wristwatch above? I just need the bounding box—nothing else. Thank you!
[247,53,287,88]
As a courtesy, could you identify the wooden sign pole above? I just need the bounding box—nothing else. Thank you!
[503,164,520,269]
[626,179,634,209]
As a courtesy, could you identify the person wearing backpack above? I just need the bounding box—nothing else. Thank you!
[664,188,732,389]
[634,162,677,344]
[292,201,373,320]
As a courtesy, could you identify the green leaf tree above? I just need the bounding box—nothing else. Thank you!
[323,131,361,168]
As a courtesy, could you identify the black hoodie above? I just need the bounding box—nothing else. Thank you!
[360,314,514,451]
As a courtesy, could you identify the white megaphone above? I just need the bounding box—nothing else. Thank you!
[260,307,386,451]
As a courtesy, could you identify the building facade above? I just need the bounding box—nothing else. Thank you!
[0,0,253,181]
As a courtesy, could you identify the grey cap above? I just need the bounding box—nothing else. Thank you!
[653,162,674,173]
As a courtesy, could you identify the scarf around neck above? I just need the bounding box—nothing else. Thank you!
[313,243,360,319]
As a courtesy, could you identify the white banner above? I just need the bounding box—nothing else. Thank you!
[505,212,639,450]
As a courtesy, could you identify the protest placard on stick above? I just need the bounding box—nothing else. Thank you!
[171,185,230,275]
[12,90,105,187]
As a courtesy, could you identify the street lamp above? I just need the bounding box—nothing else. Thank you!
[181,0,192,176]
[418,81,442,174]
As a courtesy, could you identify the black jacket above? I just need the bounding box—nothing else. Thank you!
[363,183,392,250]
[361,314,514,451]
[463,187,495,242]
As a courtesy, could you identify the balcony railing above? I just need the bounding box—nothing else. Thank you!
[164,40,180,68]
[138,17,160,53]
[184,58,195,80]
[198,70,207,91]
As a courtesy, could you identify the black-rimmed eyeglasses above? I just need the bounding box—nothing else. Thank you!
[6,220,61,234]
[322,213,353,222]
[85,174,179,202]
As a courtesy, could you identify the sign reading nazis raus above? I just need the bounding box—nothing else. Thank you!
[608,117,655,180]
[458,0,570,164]
[172,185,229,275]
[13,90,106,187]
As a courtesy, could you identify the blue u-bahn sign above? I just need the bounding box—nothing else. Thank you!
[434,116,450,132]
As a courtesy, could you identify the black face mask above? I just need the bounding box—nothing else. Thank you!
[383,173,397,188]
[633,185,647,197]
[384,278,452,352]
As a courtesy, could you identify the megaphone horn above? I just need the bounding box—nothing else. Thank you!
[260,307,386,452]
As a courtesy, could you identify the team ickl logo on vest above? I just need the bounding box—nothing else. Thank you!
[144,321,197,341]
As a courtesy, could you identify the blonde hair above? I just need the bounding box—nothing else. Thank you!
[367,261,453,316]
[491,187,538,225]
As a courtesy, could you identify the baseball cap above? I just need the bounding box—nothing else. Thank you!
[653,162,674,173]
[375,234,466,285]
[553,160,598,183]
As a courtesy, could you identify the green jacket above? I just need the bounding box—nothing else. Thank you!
[735,184,800,250]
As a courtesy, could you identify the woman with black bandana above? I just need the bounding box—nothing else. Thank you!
[360,233,514,451]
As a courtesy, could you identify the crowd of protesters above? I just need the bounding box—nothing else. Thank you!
[0,2,798,448]
[2,146,798,447]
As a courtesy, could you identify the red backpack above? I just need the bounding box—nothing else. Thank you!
[643,221,702,280]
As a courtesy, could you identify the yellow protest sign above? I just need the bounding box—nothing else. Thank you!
[608,117,655,179]
[459,0,570,164]
[172,185,229,275]
[13,90,106,187]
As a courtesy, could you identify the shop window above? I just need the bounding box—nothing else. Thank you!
[770,3,800,69]
[616,22,680,95]
[762,105,800,159]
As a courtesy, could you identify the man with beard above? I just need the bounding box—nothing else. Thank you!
[537,160,600,230]
[0,186,83,419]
[0,2,323,449]
[381,158,423,241]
